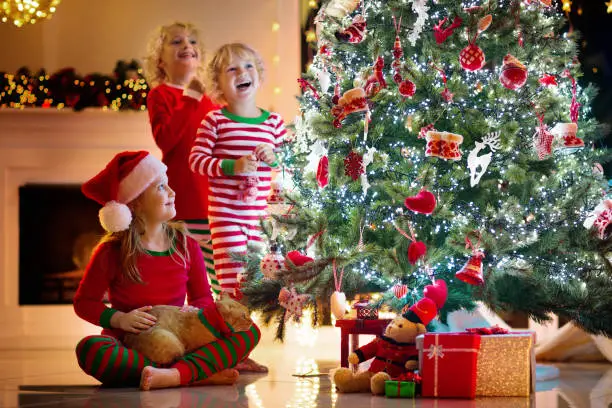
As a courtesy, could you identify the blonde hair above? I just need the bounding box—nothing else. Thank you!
[207,43,265,104]
[99,217,190,284]
[143,21,206,87]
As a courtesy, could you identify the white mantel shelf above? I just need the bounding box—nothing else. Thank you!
[0,108,161,349]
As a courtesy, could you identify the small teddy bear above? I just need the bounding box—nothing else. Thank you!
[123,293,253,365]
[332,279,447,395]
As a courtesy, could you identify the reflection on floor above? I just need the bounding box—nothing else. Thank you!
[1,325,611,408]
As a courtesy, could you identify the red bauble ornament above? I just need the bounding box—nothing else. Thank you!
[456,252,485,285]
[407,241,427,265]
[499,54,528,90]
[344,150,364,181]
[459,44,485,72]
[404,189,437,214]
[398,79,416,98]
[317,156,329,188]
[393,284,408,299]
[423,279,448,309]
[286,251,314,267]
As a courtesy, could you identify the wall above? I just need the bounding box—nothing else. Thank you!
[0,0,300,120]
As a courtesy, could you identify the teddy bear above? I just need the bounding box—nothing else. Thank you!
[123,293,253,365]
[332,279,447,395]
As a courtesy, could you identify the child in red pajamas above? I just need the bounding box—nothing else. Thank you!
[144,21,220,294]
[74,150,261,390]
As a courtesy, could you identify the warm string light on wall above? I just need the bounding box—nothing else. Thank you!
[270,0,283,109]
[0,0,60,27]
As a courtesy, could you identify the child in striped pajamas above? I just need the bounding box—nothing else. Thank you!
[189,43,286,297]
[74,150,261,390]
[144,22,221,295]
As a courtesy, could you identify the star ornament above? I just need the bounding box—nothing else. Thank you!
[278,287,310,321]
[606,0,612,13]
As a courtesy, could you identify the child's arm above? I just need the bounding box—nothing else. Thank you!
[73,243,120,329]
[189,113,258,177]
[185,237,215,309]
[274,115,288,149]
[147,85,216,154]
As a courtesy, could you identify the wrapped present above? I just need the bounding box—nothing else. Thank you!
[417,329,535,398]
[385,380,416,398]
[417,333,481,398]
[468,327,534,397]
[352,301,378,319]
[385,372,421,398]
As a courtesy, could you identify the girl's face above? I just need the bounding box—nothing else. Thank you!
[159,26,200,82]
[218,53,259,106]
[133,174,176,224]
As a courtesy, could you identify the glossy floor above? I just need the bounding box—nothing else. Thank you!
[1,326,611,408]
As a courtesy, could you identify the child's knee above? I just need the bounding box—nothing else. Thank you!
[250,323,262,348]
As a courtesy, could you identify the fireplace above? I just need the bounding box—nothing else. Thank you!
[19,184,104,305]
[0,109,157,348]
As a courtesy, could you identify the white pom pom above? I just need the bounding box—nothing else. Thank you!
[99,201,132,232]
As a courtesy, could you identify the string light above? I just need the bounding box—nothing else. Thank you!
[0,0,60,27]
[288,0,607,296]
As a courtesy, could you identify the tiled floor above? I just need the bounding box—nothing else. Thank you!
[1,326,611,408]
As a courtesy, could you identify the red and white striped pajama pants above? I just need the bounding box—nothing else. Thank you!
[210,221,263,296]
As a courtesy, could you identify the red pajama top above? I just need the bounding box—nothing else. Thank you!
[73,236,215,339]
[147,83,218,220]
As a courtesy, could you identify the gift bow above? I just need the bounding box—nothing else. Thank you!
[427,344,445,359]
[466,325,509,335]
[394,372,422,384]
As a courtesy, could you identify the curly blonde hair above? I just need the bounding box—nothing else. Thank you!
[143,22,206,87]
[207,43,266,105]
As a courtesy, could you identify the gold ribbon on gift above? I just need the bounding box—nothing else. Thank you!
[427,334,479,397]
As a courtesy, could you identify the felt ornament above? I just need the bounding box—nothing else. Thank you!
[278,286,310,321]
[286,250,314,267]
[394,221,428,265]
[330,259,348,319]
[404,189,437,214]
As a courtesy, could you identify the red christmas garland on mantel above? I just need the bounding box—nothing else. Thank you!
[0,60,148,111]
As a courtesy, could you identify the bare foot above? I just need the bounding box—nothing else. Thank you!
[191,368,239,386]
[140,366,180,391]
[235,357,268,373]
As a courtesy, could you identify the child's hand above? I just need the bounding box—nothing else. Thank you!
[112,306,157,333]
[254,144,278,167]
[187,78,206,94]
[234,154,259,175]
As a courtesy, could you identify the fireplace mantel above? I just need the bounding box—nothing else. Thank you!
[0,109,160,349]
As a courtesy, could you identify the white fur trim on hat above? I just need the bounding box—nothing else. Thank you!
[117,154,167,204]
[99,201,133,232]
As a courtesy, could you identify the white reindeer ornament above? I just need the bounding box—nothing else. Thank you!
[467,132,501,187]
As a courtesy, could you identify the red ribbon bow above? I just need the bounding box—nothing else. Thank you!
[393,371,422,383]
[466,325,509,335]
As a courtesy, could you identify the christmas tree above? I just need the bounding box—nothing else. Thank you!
[243,0,612,340]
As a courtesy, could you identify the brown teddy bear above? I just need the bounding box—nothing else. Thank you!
[332,279,447,395]
[123,294,253,365]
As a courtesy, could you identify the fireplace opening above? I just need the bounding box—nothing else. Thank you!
[19,184,104,305]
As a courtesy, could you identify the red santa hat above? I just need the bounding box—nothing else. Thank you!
[402,279,448,326]
[82,151,167,232]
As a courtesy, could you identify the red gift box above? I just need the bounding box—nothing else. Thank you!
[419,333,481,398]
